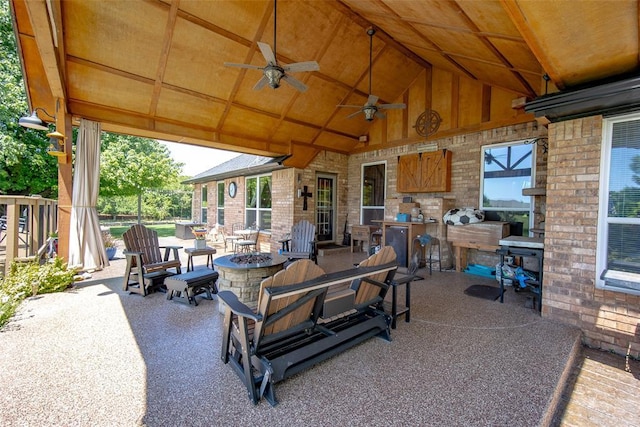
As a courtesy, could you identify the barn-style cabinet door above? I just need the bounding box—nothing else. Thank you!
[397,153,421,192]
[397,151,452,193]
[420,150,452,192]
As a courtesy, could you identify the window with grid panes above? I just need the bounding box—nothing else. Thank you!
[245,174,272,231]
[201,184,207,223]
[217,182,224,226]
[597,113,640,294]
[361,162,386,225]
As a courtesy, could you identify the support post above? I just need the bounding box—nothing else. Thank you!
[56,103,73,261]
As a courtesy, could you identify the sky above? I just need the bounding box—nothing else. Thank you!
[159,140,239,178]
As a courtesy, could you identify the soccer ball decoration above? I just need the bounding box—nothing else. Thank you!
[443,208,485,225]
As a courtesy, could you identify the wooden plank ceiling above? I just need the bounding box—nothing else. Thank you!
[11,0,640,166]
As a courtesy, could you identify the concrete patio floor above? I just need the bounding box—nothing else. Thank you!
[0,237,637,426]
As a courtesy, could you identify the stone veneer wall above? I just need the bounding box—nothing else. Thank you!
[216,263,284,308]
[544,116,640,357]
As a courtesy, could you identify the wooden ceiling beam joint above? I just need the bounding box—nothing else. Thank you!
[148,0,180,116]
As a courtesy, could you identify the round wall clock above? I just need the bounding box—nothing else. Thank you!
[228,182,237,198]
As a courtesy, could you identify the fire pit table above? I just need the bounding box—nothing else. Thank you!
[213,252,289,311]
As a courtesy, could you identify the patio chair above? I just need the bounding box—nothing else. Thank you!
[0,214,28,245]
[12,236,56,265]
[222,223,243,252]
[122,224,182,296]
[235,228,260,253]
[278,220,318,263]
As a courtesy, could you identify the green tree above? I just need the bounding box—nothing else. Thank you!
[0,0,58,198]
[99,133,183,223]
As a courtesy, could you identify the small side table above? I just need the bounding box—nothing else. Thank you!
[184,246,217,272]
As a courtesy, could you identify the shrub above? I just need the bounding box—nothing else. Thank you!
[0,257,78,328]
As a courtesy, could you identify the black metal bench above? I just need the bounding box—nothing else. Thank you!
[164,269,219,306]
[218,246,398,406]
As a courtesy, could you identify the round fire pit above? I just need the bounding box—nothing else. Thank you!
[214,253,288,310]
[228,253,273,264]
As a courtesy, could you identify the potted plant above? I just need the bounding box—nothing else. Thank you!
[191,227,208,249]
[48,232,59,257]
[102,230,118,260]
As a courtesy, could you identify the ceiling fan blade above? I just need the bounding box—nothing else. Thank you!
[284,61,320,73]
[379,103,407,110]
[257,42,277,65]
[253,75,269,90]
[346,110,364,119]
[366,94,379,106]
[337,104,364,108]
[375,111,386,119]
[224,62,264,70]
[281,74,308,92]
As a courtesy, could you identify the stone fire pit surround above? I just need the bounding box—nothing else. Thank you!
[214,253,288,310]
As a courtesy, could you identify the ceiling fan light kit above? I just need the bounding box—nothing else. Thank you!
[337,28,406,121]
[224,0,319,92]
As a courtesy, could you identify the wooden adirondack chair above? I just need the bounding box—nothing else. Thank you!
[279,220,317,262]
[122,224,182,296]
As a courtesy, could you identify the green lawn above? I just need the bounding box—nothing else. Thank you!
[107,224,176,239]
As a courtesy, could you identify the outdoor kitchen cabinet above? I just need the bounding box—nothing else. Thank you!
[397,150,452,193]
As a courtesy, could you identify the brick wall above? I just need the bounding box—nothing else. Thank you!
[188,118,639,357]
[193,151,349,252]
[544,116,640,357]
[265,154,350,250]
[348,122,545,267]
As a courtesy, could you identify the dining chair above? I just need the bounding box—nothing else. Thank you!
[223,223,243,252]
[235,228,260,253]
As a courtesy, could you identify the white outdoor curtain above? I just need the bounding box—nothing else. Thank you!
[68,119,108,270]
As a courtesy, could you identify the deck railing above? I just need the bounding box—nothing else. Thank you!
[1,195,58,273]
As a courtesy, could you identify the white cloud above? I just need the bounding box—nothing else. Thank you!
[159,140,239,177]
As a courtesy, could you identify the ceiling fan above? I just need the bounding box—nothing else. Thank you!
[338,28,406,121]
[223,0,319,92]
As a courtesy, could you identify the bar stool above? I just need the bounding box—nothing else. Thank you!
[425,237,442,274]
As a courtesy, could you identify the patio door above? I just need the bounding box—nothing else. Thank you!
[316,174,336,242]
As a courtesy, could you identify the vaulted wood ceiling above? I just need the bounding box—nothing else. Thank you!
[11,0,640,166]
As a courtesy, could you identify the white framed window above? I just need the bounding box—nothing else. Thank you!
[201,184,207,223]
[217,181,225,226]
[245,174,272,231]
[597,113,640,295]
[361,161,386,225]
[479,140,534,235]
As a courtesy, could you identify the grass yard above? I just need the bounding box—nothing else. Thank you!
[107,223,176,239]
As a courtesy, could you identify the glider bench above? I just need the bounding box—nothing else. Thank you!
[218,246,398,406]
[164,269,219,306]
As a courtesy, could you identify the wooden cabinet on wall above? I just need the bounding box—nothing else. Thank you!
[397,150,452,193]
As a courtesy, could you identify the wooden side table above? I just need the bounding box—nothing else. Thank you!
[350,225,380,253]
[184,246,217,272]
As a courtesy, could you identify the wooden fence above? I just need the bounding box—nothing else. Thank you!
[1,195,58,274]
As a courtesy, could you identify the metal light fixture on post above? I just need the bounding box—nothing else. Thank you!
[18,107,55,131]
[18,102,66,157]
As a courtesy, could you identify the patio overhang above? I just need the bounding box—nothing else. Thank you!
[525,74,640,124]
